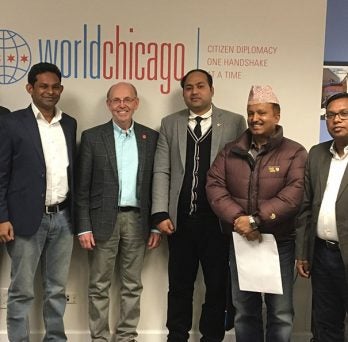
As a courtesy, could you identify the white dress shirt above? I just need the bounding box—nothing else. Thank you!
[188,107,212,135]
[32,103,69,206]
[317,143,348,241]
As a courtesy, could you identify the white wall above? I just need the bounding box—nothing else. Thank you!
[0,0,327,340]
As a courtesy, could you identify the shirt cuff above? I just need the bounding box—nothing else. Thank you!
[78,231,92,236]
[151,228,162,234]
[152,212,170,226]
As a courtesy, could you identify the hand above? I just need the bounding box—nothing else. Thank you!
[245,229,262,242]
[296,259,310,278]
[147,232,162,249]
[0,221,14,243]
[156,219,175,235]
[78,232,95,250]
[234,215,253,236]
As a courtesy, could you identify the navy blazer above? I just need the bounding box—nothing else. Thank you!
[0,106,77,236]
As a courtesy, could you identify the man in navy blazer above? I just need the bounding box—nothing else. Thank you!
[0,62,76,341]
[76,82,161,342]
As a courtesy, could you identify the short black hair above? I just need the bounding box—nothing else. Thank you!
[180,69,213,89]
[27,62,62,86]
[272,103,281,114]
[326,92,348,108]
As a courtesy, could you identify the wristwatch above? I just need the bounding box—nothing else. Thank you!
[248,215,258,230]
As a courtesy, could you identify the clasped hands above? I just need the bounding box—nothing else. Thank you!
[234,215,262,242]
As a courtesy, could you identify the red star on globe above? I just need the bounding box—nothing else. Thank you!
[7,54,16,63]
[20,55,28,63]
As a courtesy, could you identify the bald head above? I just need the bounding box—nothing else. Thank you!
[107,82,138,100]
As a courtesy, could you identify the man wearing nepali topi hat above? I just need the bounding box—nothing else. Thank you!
[206,85,308,341]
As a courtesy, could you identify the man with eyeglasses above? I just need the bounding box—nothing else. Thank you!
[75,82,161,342]
[296,92,348,341]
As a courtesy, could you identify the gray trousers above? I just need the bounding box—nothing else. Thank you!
[88,210,146,342]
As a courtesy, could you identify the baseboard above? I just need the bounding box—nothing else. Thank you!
[0,330,313,342]
[0,331,91,342]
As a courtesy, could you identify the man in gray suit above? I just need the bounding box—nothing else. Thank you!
[296,92,348,341]
[75,82,161,342]
[152,69,246,342]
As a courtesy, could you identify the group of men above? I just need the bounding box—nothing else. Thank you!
[0,61,348,342]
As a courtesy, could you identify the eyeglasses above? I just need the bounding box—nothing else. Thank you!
[324,110,348,120]
[109,97,137,106]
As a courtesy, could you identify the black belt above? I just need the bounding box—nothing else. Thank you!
[45,199,69,214]
[316,237,340,250]
[118,206,139,212]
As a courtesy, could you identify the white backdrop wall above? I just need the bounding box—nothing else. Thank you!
[0,0,326,340]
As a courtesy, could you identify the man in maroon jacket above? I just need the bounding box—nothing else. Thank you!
[206,85,307,342]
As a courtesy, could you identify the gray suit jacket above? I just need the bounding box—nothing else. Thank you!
[152,104,246,229]
[296,140,348,277]
[75,120,158,240]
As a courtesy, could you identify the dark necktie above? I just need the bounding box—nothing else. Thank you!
[194,116,203,138]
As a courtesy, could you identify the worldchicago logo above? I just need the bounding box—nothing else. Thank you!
[0,29,32,85]
[38,25,186,94]
[1,25,187,94]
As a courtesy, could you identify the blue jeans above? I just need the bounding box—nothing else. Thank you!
[230,239,294,342]
[6,208,73,342]
[311,238,348,342]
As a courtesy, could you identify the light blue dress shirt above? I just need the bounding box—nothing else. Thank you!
[113,121,139,207]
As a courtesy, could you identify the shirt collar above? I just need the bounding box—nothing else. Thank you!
[250,138,268,151]
[188,106,213,120]
[329,141,348,160]
[31,102,62,123]
[113,120,134,136]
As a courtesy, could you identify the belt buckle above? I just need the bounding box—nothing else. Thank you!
[325,240,338,250]
[45,205,58,214]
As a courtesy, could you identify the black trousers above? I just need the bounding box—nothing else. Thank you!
[311,238,348,342]
[166,214,229,342]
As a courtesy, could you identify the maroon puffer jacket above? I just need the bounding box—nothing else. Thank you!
[206,125,308,241]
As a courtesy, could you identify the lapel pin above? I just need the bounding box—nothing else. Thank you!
[217,123,222,127]
[142,134,147,139]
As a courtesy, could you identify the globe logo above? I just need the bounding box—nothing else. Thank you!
[0,29,31,85]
